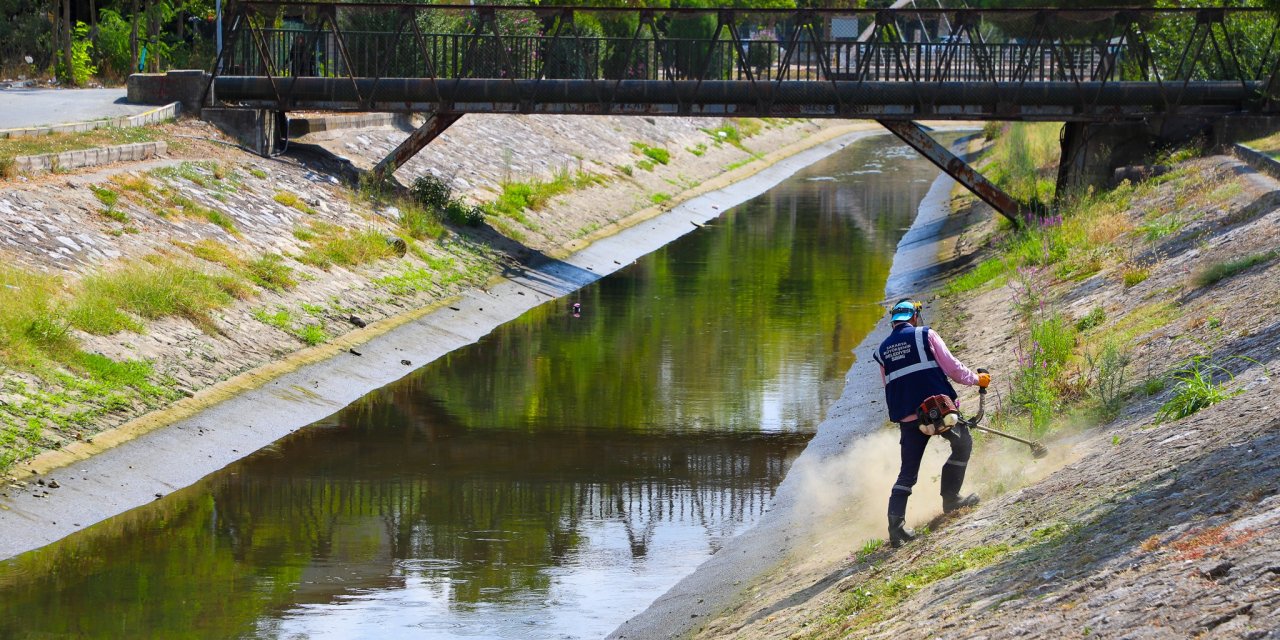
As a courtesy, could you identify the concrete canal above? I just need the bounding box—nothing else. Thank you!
[0,133,947,639]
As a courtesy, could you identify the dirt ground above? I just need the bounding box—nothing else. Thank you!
[686,153,1280,639]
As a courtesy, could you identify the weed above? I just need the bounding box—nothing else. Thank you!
[246,253,296,291]
[488,217,527,242]
[296,225,397,269]
[619,164,633,177]
[444,201,486,227]
[1193,250,1277,287]
[249,168,268,180]
[411,174,453,210]
[944,258,1007,295]
[642,146,670,165]
[399,201,446,239]
[687,143,707,157]
[90,185,119,209]
[650,192,671,205]
[0,266,76,368]
[376,266,436,296]
[636,159,656,172]
[855,538,883,562]
[1075,307,1106,332]
[1086,339,1130,420]
[252,307,292,331]
[274,190,316,215]
[69,256,240,335]
[295,324,328,346]
[1121,265,1150,288]
[1156,355,1243,423]
[1141,215,1183,241]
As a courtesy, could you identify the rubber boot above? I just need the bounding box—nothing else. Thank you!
[942,493,980,514]
[888,516,916,548]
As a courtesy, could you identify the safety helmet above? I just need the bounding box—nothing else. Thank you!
[890,299,921,323]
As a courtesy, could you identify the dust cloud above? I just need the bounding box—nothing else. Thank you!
[787,418,1077,556]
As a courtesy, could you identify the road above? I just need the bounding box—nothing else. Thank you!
[0,88,151,129]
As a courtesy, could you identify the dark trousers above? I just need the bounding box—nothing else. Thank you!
[887,420,973,518]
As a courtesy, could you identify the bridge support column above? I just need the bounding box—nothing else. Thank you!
[373,112,463,182]
[878,120,1025,226]
[1055,119,1207,204]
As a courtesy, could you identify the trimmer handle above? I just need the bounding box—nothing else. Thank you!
[977,368,989,395]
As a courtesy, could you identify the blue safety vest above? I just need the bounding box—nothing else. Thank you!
[874,324,957,422]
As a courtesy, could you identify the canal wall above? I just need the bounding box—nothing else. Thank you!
[0,116,910,560]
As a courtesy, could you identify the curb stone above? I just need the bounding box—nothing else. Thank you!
[0,102,180,139]
[14,141,169,173]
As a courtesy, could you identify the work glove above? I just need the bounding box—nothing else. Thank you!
[977,372,991,388]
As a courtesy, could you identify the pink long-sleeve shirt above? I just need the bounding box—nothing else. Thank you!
[878,326,978,422]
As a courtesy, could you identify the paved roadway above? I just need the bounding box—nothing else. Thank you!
[0,88,150,129]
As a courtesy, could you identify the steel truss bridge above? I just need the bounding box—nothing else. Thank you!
[205,2,1280,219]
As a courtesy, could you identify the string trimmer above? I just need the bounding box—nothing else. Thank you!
[919,368,1049,458]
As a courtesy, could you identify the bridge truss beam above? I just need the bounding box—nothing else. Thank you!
[879,120,1025,225]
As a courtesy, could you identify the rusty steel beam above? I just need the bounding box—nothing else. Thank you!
[372,112,463,181]
[214,77,1262,120]
[878,120,1024,225]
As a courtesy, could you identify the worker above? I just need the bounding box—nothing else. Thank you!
[872,299,990,548]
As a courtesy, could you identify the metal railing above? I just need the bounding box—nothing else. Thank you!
[207,3,1280,120]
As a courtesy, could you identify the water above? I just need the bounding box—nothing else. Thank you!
[0,134,942,639]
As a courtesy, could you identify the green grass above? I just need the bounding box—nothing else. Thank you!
[0,126,159,164]
[0,266,76,368]
[295,324,327,346]
[1193,250,1277,287]
[249,168,268,179]
[68,256,241,335]
[246,253,297,291]
[295,223,397,270]
[398,201,445,239]
[1140,215,1183,241]
[274,190,316,215]
[830,544,1014,631]
[943,258,1008,295]
[375,265,436,296]
[252,306,328,346]
[650,192,671,205]
[982,122,1060,208]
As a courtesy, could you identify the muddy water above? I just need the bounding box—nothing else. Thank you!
[0,135,941,639]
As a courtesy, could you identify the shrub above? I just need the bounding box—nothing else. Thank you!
[1086,339,1130,420]
[1075,306,1106,332]
[54,22,96,86]
[445,201,486,227]
[1193,250,1277,287]
[411,174,453,210]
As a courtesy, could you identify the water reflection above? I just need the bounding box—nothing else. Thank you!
[0,135,942,639]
